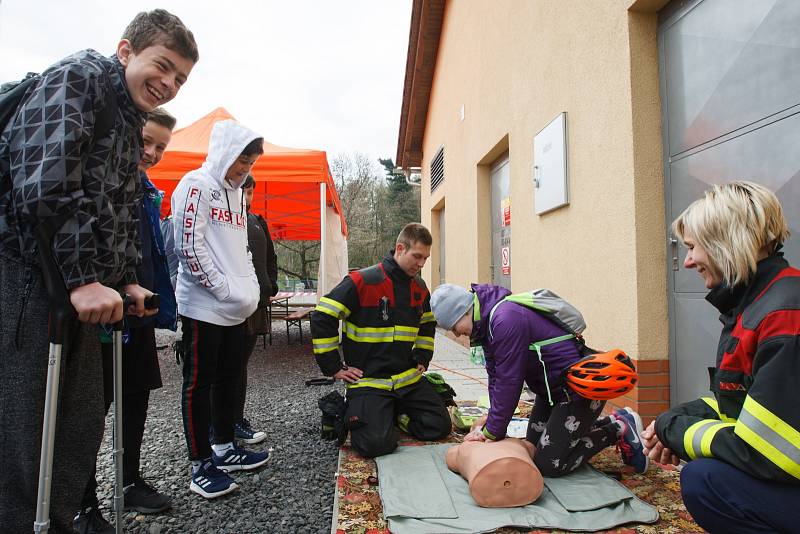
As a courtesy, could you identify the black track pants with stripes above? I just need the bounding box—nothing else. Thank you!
[180,317,246,461]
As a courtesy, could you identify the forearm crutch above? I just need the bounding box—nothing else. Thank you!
[111,293,158,534]
[111,307,125,534]
[33,216,73,534]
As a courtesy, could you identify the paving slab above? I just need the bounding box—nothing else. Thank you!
[430,330,488,401]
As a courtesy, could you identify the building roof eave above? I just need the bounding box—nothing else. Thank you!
[396,0,445,170]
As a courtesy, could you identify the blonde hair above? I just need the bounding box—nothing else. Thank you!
[672,181,790,287]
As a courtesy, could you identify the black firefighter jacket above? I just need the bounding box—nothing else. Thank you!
[311,253,436,379]
[656,254,800,484]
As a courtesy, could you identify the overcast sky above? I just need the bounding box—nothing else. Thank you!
[0,0,412,163]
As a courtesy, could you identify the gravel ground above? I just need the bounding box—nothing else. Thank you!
[93,322,341,534]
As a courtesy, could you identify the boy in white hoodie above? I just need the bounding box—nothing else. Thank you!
[172,119,268,499]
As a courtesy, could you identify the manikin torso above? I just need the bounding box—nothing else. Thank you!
[445,438,544,508]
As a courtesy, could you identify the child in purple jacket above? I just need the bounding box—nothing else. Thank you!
[431,283,647,477]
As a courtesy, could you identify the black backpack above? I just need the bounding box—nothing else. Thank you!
[0,73,39,133]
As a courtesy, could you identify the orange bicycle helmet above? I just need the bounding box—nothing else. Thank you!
[564,349,638,400]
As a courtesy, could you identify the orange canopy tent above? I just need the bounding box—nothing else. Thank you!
[148,107,347,241]
[148,107,349,295]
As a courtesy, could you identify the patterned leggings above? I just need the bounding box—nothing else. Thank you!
[526,393,619,477]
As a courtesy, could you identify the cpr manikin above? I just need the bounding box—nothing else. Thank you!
[445,438,544,508]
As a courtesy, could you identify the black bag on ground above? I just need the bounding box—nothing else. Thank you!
[318,390,348,445]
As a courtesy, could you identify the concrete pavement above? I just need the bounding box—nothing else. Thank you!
[428,329,489,402]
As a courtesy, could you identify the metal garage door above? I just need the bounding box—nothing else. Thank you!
[659,0,800,406]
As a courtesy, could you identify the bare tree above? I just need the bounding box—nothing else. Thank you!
[275,240,319,282]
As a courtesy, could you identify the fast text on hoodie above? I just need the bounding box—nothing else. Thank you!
[171,120,261,326]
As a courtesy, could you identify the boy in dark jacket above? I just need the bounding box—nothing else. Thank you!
[0,10,197,533]
[75,108,180,533]
[237,175,278,445]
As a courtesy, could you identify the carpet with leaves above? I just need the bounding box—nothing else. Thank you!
[334,415,702,533]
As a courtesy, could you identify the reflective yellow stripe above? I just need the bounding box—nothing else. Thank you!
[394,325,419,342]
[346,367,422,390]
[315,297,350,319]
[395,325,419,334]
[347,377,394,390]
[343,323,422,343]
[420,311,435,324]
[736,396,800,480]
[312,336,339,355]
[701,397,736,423]
[684,421,710,459]
[413,336,434,351]
[394,367,422,387]
[344,322,394,343]
[684,420,733,459]
[700,422,733,457]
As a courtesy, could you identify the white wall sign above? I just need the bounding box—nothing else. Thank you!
[533,112,569,215]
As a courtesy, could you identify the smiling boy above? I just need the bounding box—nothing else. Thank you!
[0,10,197,533]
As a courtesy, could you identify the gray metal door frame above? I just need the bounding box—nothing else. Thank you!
[659,0,705,409]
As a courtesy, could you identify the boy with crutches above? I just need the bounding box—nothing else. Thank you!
[0,10,197,533]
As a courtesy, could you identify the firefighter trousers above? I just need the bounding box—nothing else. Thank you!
[345,378,451,458]
[680,458,800,533]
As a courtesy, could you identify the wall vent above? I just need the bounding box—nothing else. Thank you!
[430,146,445,192]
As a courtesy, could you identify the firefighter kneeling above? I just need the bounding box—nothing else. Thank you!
[310,224,451,458]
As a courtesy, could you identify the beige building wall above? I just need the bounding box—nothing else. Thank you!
[420,0,668,360]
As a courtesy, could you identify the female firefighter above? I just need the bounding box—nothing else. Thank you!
[642,181,800,533]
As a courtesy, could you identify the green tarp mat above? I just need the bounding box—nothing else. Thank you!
[375,443,658,534]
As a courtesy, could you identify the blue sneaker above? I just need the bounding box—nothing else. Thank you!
[190,460,238,499]
[212,445,270,473]
[235,418,267,445]
[613,407,649,474]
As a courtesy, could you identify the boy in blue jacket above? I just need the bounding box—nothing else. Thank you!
[75,108,179,533]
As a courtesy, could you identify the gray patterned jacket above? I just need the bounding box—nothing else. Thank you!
[0,49,146,289]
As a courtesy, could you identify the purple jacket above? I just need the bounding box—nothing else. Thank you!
[471,284,583,440]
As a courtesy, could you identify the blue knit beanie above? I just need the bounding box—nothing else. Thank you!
[430,284,473,330]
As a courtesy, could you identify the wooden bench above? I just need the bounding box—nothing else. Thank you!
[285,307,313,344]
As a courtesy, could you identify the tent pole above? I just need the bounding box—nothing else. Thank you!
[319,182,327,296]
